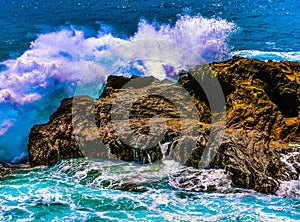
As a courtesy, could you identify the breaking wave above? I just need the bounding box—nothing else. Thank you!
[233,50,300,62]
[0,15,235,162]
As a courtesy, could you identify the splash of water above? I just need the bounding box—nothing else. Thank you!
[276,144,300,198]
[1,158,299,221]
[0,15,235,162]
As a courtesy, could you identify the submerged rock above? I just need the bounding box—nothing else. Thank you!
[169,168,232,193]
[27,56,300,195]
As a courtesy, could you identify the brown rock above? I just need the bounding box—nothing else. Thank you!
[209,56,299,141]
[0,163,15,179]
[28,75,206,166]
[208,129,299,194]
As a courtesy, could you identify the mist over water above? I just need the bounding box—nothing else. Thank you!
[0,15,235,162]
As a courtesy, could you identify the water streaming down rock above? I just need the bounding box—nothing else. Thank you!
[147,153,152,164]
[276,144,300,198]
[276,180,300,198]
[159,141,172,159]
[280,144,300,177]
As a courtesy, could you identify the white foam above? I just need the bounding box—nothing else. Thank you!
[232,50,300,62]
[276,180,300,198]
[51,158,185,191]
[168,168,232,193]
[276,144,300,198]
[280,144,300,179]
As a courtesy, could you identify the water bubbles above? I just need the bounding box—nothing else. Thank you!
[1,159,299,221]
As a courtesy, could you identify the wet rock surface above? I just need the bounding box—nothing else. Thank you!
[0,163,15,179]
[209,130,299,194]
[27,56,300,195]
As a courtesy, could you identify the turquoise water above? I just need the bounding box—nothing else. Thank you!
[1,159,300,221]
[1,0,300,220]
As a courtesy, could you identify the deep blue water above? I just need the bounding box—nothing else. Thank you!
[0,0,300,221]
[1,0,300,61]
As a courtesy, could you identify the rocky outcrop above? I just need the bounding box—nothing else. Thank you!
[167,127,300,194]
[27,56,300,194]
[209,129,299,194]
[0,163,15,179]
[183,56,299,141]
[28,76,207,166]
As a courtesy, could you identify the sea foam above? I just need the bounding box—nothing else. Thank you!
[0,15,235,162]
[232,50,300,62]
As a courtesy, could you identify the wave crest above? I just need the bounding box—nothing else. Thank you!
[0,15,235,162]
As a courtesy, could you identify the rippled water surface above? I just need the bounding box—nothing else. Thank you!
[1,159,300,221]
[1,0,300,61]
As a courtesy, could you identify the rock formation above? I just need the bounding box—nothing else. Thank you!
[0,163,15,179]
[28,76,205,166]
[27,56,300,194]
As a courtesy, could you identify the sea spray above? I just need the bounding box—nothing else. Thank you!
[276,144,300,198]
[0,15,235,162]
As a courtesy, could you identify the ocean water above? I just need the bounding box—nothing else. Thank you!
[0,0,300,221]
[1,158,300,221]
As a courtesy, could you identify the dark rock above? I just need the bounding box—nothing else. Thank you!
[169,128,300,194]
[0,163,15,179]
[28,75,206,166]
[28,97,84,167]
[211,56,299,118]
[209,56,299,141]
[208,129,299,194]
[179,56,299,141]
